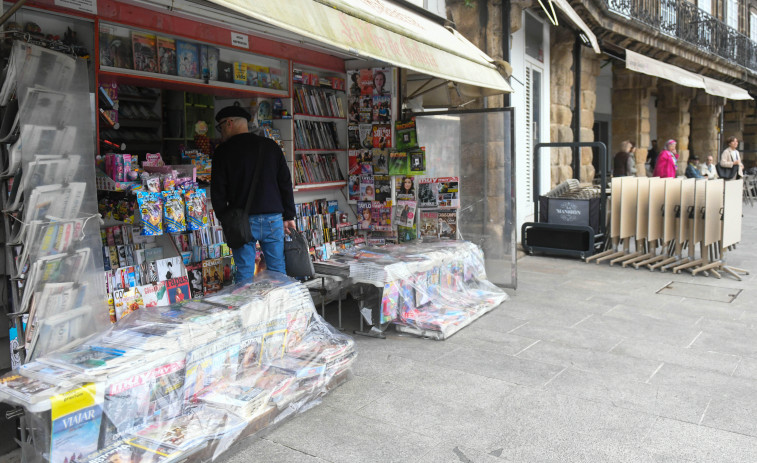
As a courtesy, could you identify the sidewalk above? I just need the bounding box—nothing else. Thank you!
[222,203,754,462]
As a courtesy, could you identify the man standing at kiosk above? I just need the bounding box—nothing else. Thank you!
[211,103,296,281]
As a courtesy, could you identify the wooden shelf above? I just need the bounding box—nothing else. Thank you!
[294,181,347,192]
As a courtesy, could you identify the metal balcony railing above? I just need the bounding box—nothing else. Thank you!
[602,0,757,72]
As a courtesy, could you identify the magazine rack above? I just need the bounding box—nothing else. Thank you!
[0,42,110,370]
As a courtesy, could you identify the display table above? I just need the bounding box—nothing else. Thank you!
[0,272,355,463]
[314,241,508,340]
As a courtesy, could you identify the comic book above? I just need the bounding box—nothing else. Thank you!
[176,40,200,78]
[50,383,104,463]
[166,276,191,303]
[132,31,157,73]
[202,258,222,295]
[156,36,177,75]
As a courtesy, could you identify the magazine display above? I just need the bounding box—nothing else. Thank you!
[1,42,110,368]
[327,241,508,339]
[0,272,356,462]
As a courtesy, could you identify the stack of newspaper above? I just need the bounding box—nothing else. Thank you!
[0,271,356,463]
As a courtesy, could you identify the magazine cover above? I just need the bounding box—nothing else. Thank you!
[348,175,360,202]
[389,151,409,176]
[156,36,177,75]
[50,383,103,463]
[371,201,392,231]
[418,178,439,208]
[166,276,191,303]
[176,40,200,78]
[372,148,389,174]
[348,150,361,176]
[106,25,133,69]
[200,45,219,80]
[420,211,440,238]
[373,95,392,123]
[132,31,157,73]
[372,67,392,96]
[395,119,418,151]
[221,256,235,286]
[359,123,373,149]
[394,200,417,228]
[186,263,203,296]
[374,175,392,203]
[359,68,374,95]
[357,201,373,230]
[202,258,222,295]
[372,124,391,148]
[155,256,183,282]
[359,175,374,201]
[184,334,241,400]
[136,282,169,308]
[348,125,361,149]
[395,176,416,201]
[409,148,426,175]
[437,178,460,208]
[439,211,458,239]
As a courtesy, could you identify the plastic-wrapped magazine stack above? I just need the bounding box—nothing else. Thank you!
[328,241,508,339]
[0,272,356,463]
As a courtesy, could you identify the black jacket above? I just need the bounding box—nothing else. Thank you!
[211,132,296,220]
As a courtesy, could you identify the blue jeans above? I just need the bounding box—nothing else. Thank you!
[231,213,285,282]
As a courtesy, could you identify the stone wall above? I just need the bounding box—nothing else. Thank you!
[611,63,654,176]
[689,91,723,165]
[657,82,694,175]
[550,26,574,188]
[579,46,601,183]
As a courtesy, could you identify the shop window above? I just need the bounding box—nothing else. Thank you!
[726,0,739,30]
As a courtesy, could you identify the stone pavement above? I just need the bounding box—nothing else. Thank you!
[221,202,755,462]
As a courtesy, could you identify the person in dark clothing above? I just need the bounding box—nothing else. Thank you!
[685,155,704,179]
[613,140,635,177]
[647,139,659,172]
[211,103,296,281]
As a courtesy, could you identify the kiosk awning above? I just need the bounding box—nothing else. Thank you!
[551,0,601,54]
[626,49,752,100]
[207,0,513,94]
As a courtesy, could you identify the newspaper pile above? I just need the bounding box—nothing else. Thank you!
[0,272,356,463]
[329,241,509,339]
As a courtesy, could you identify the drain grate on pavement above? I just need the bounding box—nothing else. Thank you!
[657,281,742,303]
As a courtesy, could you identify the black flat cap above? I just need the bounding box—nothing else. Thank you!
[215,102,251,122]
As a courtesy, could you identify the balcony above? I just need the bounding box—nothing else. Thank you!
[601,0,757,72]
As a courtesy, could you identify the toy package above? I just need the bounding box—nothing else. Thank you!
[136,192,163,236]
[185,189,208,231]
[162,190,187,233]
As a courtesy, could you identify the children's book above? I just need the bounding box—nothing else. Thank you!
[156,36,177,75]
[270,67,283,89]
[132,31,157,73]
[234,62,248,85]
[389,151,409,176]
[176,40,200,78]
[202,258,222,295]
[50,383,104,463]
[166,276,191,303]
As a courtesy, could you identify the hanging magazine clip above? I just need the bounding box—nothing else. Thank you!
[674,205,681,218]
[687,205,695,219]
[700,206,706,220]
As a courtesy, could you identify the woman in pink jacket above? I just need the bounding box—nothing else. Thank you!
[653,139,678,178]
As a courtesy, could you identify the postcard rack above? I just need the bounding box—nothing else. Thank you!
[0,41,110,374]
